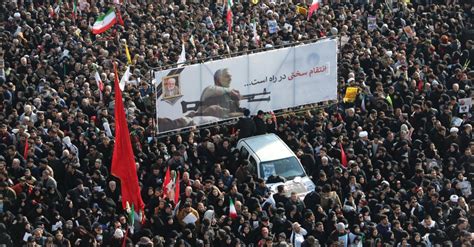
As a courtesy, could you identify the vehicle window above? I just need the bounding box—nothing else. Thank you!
[259,156,306,181]
[240,146,249,160]
[248,156,257,175]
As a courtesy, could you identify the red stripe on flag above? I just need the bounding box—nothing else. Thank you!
[226,9,232,33]
[92,18,117,34]
[307,0,320,21]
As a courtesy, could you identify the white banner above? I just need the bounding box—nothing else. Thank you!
[155,39,337,133]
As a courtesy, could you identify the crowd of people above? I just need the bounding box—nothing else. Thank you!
[0,0,473,246]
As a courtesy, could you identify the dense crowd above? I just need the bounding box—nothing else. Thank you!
[0,0,473,246]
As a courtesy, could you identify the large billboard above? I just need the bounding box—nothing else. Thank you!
[155,38,337,133]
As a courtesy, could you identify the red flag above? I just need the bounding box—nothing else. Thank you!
[162,168,171,199]
[116,9,124,26]
[111,62,144,213]
[307,0,320,21]
[417,80,423,92]
[23,138,29,159]
[121,228,127,247]
[174,171,180,203]
[340,143,348,167]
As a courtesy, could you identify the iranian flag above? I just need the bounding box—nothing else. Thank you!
[92,9,118,34]
[50,1,61,18]
[119,65,131,91]
[229,198,237,219]
[162,168,171,199]
[72,0,78,21]
[307,0,320,21]
[94,71,104,91]
[189,35,195,48]
[226,0,233,33]
[251,19,260,46]
[177,42,186,67]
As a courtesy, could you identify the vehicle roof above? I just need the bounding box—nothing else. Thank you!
[238,134,295,162]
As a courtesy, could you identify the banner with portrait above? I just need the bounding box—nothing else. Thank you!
[154,39,338,133]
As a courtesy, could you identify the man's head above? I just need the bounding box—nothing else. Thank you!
[243,109,250,117]
[214,68,232,87]
[166,78,176,90]
[336,222,346,233]
[184,202,192,213]
[290,192,298,202]
[277,184,285,194]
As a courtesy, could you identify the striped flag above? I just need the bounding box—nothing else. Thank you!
[225,43,231,55]
[119,65,131,91]
[162,168,171,199]
[72,0,78,20]
[95,70,104,91]
[189,35,195,48]
[226,0,233,33]
[307,0,320,21]
[229,198,237,219]
[50,0,62,18]
[92,9,118,34]
[177,42,186,67]
[251,19,260,46]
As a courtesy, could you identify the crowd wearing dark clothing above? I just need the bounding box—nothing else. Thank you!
[0,0,473,246]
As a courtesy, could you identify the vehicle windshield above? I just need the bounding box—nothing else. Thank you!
[260,156,306,181]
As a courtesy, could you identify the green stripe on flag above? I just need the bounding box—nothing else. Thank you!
[96,8,115,22]
[129,203,135,226]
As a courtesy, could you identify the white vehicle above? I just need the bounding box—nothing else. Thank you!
[236,133,315,198]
